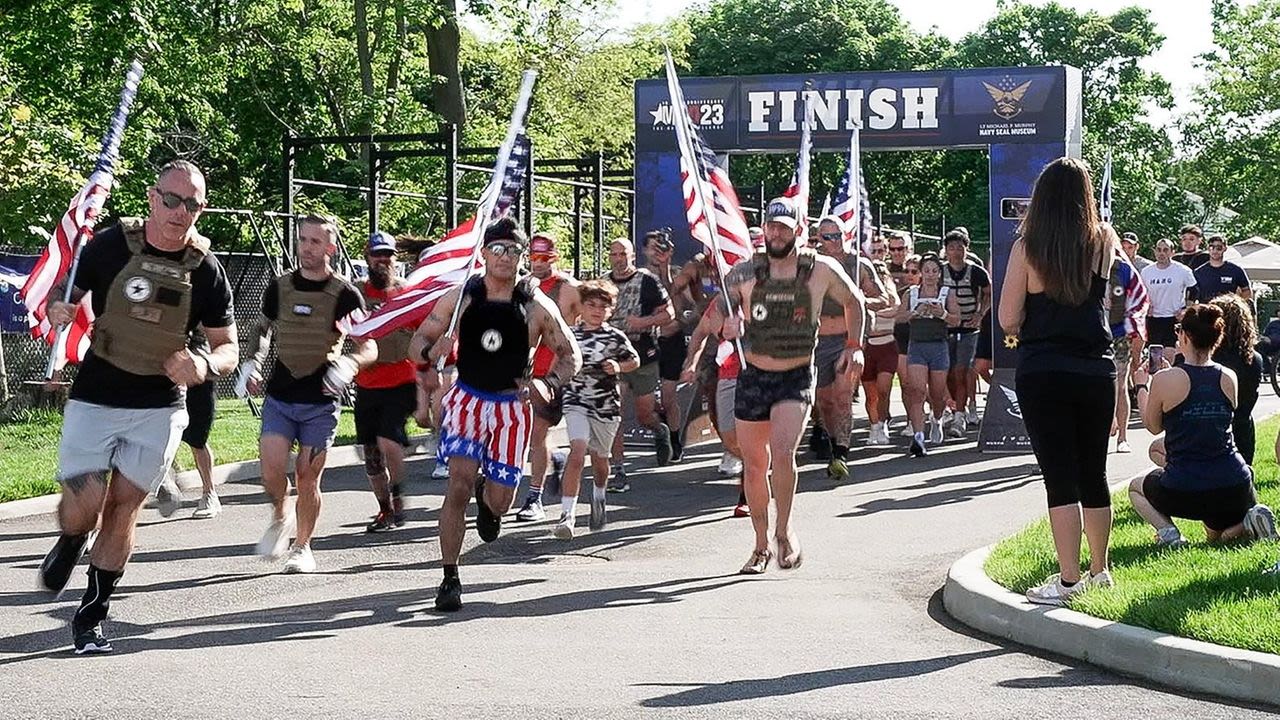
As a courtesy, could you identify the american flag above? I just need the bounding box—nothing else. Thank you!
[1111,251,1148,341]
[830,126,872,254]
[782,87,813,232]
[20,60,143,369]
[351,74,536,340]
[1099,150,1113,224]
[664,50,752,279]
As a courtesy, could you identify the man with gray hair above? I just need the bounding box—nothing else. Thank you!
[38,160,238,654]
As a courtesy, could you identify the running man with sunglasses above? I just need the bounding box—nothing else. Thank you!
[411,218,581,611]
[38,160,239,654]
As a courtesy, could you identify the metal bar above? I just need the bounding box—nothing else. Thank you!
[367,147,447,160]
[293,178,442,202]
[289,131,447,147]
[593,150,604,275]
[535,158,592,168]
[244,213,282,276]
[282,131,295,258]
[368,140,380,233]
[445,122,458,226]
[572,186,583,278]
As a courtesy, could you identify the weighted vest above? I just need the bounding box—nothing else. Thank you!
[92,218,209,376]
[360,278,413,364]
[1106,258,1127,330]
[820,253,862,317]
[942,261,980,326]
[744,249,819,360]
[908,286,950,343]
[275,273,345,377]
[456,275,537,393]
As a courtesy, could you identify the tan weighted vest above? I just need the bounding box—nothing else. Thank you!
[275,273,345,377]
[744,249,819,360]
[360,277,413,364]
[92,218,209,376]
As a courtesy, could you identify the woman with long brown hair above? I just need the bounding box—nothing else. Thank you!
[1209,293,1263,464]
[999,157,1117,606]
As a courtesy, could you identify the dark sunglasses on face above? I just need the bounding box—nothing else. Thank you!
[819,232,842,242]
[907,269,920,274]
[889,246,906,252]
[486,242,524,257]
[154,188,203,213]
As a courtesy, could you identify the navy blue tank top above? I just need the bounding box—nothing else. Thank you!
[1017,273,1114,378]
[1163,363,1250,491]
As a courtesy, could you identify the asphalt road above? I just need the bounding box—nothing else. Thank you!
[2,393,1278,719]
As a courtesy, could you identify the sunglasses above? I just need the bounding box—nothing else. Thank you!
[486,242,524,257]
[819,232,842,242]
[530,253,554,263]
[889,246,907,252]
[907,269,920,275]
[154,188,203,213]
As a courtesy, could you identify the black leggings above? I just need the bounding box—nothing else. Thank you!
[1017,372,1115,509]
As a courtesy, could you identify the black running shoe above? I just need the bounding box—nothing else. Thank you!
[366,511,397,533]
[669,427,684,463]
[653,423,673,466]
[72,623,112,655]
[434,576,463,612]
[909,437,927,458]
[474,478,501,543]
[39,533,91,595]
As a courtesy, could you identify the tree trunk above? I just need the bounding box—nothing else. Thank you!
[424,0,466,129]
[354,0,375,133]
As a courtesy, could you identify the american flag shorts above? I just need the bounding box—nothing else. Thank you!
[437,381,532,487]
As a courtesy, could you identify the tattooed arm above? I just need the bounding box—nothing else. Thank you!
[408,286,463,366]
[718,260,755,340]
[858,257,892,313]
[529,292,582,401]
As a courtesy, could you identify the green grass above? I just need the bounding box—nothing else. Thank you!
[986,417,1280,655]
[0,401,358,503]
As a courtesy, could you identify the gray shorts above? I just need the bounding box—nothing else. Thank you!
[716,379,737,434]
[58,400,189,493]
[815,333,846,388]
[564,406,621,457]
[948,330,979,369]
[261,395,342,450]
[621,361,661,396]
[907,340,950,373]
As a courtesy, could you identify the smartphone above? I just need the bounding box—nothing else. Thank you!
[1148,345,1164,372]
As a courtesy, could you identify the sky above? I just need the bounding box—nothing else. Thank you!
[611,0,1220,133]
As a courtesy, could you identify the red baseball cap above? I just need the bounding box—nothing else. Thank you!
[530,234,556,255]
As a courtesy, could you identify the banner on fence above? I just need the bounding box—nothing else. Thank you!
[0,253,37,333]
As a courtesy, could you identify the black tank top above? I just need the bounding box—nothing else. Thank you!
[1163,364,1250,491]
[456,277,532,393]
[1017,273,1114,379]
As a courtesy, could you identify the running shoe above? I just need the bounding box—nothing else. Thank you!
[929,421,944,446]
[435,575,463,612]
[826,457,850,481]
[1087,569,1115,589]
[653,423,673,466]
[607,467,630,493]
[947,414,967,439]
[366,511,397,533]
[669,427,685,463]
[589,494,607,531]
[732,502,750,518]
[909,435,927,458]
[474,478,502,542]
[155,474,182,518]
[1244,504,1278,542]
[431,460,450,480]
[865,422,883,447]
[1025,573,1085,606]
[39,532,92,595]
[552,512,575,540]
[900,423,915,438]
[515,495,546,522]
[966,406,980,425]
[1155,525,1189,549]
[192,492,221,519]
[72,623,113,655]
[256,513,295,560]
[1116,440,1132,454]
[717,453,743,476]
[282,545,316,574]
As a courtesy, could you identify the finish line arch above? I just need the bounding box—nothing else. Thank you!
[632,65,1083,451]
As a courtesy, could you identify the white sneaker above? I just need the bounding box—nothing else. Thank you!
[281,545,316,574]
[256,513,295,559]
[155,474,182,518]
[939,409,954,429]
[552,512,575,540]
[1116,440,1132,454]
[966,406,979,425]
[929,420,944,445]
[431,461,450,479]
[874,422,892,445]
[1244,504,1278,541]
[1025,573,1086,606]
[192,492,221,519]
[1087,569,1114,589]
[866,422,883,447]
[717,452,743,476]
[947,414,967,439]
[901,422,916,438]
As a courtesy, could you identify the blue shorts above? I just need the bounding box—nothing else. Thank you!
[907,340,950,373]
[261,395,342,450]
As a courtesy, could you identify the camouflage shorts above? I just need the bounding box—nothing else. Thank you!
[1112,335,1133,368]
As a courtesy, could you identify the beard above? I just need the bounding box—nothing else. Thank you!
[765,237,797,259]
[369,266,391,289]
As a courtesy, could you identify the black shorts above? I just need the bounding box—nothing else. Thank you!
[893,323,910,355]
[658,334,689,382]
[1143,469,1257,532]
[531,384,564,425]
[734,363,814,422]
[354,383,416,446]
[181,380,216,449]
[975,312,993,361]
[1147,316,1178,347]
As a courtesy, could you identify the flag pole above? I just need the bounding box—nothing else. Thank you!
[43,60,143,380]
[436,70,537,371]
[663,49,745,362]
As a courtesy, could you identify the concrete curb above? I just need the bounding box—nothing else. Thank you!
[943,544,1280,707]
[0,434,437,523]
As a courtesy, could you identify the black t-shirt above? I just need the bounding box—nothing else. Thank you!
[69,223,234,409]
[262,272,364,404]
[1193,261,1250,302]
[1173,251,1211,270]
[605,268,668,365]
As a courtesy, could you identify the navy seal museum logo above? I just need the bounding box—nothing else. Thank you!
[977,76,1038,138]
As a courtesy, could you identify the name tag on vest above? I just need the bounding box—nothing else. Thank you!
[293,304,314,316]
[139,260,183,279]
[129,306,163,323]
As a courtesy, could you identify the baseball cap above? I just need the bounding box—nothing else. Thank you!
[530,234,557,255]
[764,197,801,228]
[1121,231,1139,244]
[646,228,674,252]
[367,231,396,254]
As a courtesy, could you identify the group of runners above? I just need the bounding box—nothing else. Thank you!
[34,158,1004,654]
